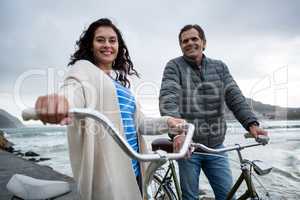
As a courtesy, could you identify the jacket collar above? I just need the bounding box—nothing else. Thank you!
[183,54,207,69]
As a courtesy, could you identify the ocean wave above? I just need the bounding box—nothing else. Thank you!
[27,143,68,155]
[3,127,66,138]
[3,126,66,134]
[45,143,68,153]
[8,131,66,138]
[271,166,300,182]
[264,125,300,129]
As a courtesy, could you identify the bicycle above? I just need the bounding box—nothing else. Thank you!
[150,135,272,200]
[150,138,182,200]
[6,108,195,200]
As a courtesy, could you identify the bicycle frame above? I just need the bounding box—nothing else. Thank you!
[151,139,271,200]
[226,150,259,199]
[156,160,182,200]
[192,142,271,200]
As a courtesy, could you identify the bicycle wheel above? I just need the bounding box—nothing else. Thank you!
[150,174,177,200]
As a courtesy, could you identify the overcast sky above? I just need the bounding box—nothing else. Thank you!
[1,0,300,117]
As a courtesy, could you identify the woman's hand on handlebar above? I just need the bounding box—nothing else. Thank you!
[35,94,71,125]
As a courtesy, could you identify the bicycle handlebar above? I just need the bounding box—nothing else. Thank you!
[71,108,195,161]
[22,108,39,121]
[22,108,195,162]
[244,133,270,145]
[191,135,269,154]
[22,107,195,200]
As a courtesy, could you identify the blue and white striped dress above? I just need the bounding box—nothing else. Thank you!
[114,80,140,177]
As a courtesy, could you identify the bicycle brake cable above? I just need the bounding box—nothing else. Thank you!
[192,152,241,165]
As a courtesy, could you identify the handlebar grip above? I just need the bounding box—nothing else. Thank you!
[244,132,269,145]
[244,132,254,138]
[22,108,39,121]
[256,135,270,145]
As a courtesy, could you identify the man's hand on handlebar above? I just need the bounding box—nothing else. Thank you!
[35,94,71,125]
[166,118,194,158]
[167,118,186,134]
[249,124,268,138]
[248,124,269,145]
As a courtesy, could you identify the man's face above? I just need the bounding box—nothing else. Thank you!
[179,28,206,62]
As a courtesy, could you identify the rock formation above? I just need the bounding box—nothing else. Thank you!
[0,130,14,151]
[0,109,25,128]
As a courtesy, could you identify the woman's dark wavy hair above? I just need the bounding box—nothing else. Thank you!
[68,18,139,88]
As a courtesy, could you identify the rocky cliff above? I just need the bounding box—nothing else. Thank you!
[0,109,25,128]
[225,98,300,120]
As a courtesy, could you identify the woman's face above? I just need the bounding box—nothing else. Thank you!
[92,26,119,69]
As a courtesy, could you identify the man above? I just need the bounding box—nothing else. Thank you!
[159,24,267,200]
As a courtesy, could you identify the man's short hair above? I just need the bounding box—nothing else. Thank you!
[178,24,206,44]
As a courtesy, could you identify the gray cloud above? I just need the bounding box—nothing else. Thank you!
[1,0,299,106]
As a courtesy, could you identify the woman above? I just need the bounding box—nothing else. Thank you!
[34,18,184,200]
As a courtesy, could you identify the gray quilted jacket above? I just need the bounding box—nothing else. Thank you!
[159,55,258,147]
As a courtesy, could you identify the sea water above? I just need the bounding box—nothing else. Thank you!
[3,120,300,199]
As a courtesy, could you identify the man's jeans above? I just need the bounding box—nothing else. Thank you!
[178,144,234,200]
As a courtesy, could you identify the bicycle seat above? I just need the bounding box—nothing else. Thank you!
[151,138,173,153]
[6,174,71,200]
[252,160,273,176]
